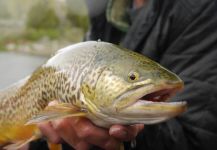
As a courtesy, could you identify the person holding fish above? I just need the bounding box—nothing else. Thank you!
[0,0,215,150]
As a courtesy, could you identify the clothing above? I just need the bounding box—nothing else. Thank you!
[30,0,217,149]
[86,0,217,149]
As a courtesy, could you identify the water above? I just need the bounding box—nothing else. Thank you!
[0,52,47,89]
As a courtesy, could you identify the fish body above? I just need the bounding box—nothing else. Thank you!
[0,41,186,149]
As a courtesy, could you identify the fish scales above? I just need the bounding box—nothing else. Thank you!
[0,41,186,149]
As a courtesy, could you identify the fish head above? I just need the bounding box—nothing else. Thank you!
[84,44,186,125]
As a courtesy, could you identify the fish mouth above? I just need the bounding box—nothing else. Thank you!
[115,82,187,124]
[114,81,184,109]
[139,85,182,102]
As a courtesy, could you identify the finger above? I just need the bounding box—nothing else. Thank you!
[109,124,144,141]
[75,141,90,150]
[52,118,90,150]
[72,117,120,150]
[135,124,145,131]
[38,122,62,144]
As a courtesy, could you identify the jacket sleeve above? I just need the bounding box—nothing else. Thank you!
[131,1,217,150]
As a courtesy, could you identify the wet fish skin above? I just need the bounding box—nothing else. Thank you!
[0,41,186,149]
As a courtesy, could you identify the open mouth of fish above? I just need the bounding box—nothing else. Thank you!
[140,87,180,102]
[115,83,187,124]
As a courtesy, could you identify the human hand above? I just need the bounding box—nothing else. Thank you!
[109,124,144,142]
[38,102,144,150]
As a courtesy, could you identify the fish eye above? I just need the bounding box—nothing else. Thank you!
[128,71,139,81]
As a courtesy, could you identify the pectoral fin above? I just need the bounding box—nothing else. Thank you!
[26,103,87,125]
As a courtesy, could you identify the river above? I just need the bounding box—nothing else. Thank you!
[0,52,47,89]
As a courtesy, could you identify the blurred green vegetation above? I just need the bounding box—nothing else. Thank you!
[24,29,60,41]
[0,35,19,51]
[0,26,84,53]
[25,0,88,41]
[0,0,89,54]
[67,13,89,33]
[26,1,60,29]
[0,42,6,51]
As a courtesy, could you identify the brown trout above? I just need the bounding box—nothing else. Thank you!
[0,41,186,150]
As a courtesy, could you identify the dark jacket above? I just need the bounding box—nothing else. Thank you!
[86,0,217,150]
[30,0,217,150]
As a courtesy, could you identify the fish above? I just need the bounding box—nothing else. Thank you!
[0,41,187,150]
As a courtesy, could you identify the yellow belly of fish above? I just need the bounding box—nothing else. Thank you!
[0,124,62,150]
[0,124,38,145]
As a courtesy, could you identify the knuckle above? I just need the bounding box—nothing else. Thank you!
[50,136,61,144]
[53,120,67,132]
[77,126,92,139]
[37,123,47,133]
[75,141,89,150]
[104,140,120,150]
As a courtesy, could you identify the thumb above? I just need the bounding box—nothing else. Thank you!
[109,124,144,141]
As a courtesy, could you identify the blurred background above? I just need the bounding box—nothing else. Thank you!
[0,0,89,88]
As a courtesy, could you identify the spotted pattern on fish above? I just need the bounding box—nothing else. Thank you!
[0,41,186,146]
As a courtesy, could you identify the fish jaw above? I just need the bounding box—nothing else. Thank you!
[106,81,187,125]
[87,100,186,127]
[112,79,184,110]
[117,100,187,124]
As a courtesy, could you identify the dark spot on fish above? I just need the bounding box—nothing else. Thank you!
[65,95,69,103]
[70,95,76,103]
[77,92,80,100]
[71,86,76,91]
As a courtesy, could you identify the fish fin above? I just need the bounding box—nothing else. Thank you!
[3,134,39,150]
[26,103,87,125]
[48,142,62,150]
[0,76,30,100]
